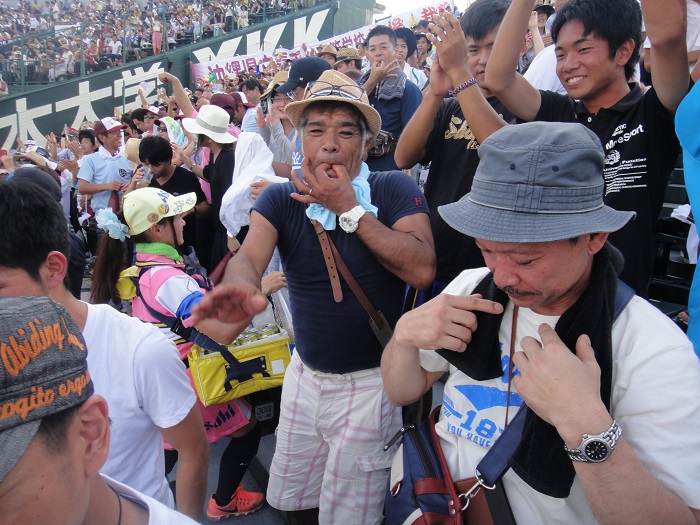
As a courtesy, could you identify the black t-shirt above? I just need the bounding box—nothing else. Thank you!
[422,97,515,283]
[150,166,207,251]
[202,148,235,233]
[536,84,683,297]
[253,172,429,373]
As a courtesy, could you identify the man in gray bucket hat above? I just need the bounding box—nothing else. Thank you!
[382,121,700,523]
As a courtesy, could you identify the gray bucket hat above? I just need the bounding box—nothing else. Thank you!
[439,122,635,243]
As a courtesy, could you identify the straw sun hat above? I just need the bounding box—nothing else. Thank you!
[284,69,381,137]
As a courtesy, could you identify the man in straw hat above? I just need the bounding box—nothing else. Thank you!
[381,121,700,523]
[191,69,436,524]
[333,46,363,81]
[317,44,338,67]
[0,295,199,524]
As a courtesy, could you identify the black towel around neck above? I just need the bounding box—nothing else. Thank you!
[436,243,621,498]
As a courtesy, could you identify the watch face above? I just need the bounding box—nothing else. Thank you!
[584,440,609,462]
[340,216,356,232]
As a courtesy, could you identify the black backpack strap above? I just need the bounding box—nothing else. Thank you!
[134,267,176,325]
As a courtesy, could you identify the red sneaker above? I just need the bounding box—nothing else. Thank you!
[206,486,265,521]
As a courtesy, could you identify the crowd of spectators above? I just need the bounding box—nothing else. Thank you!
[0,0,328,92]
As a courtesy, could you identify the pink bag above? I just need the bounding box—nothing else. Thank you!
[164,368,252,449]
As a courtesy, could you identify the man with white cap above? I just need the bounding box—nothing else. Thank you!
[77,117,133,213]
[139,106,161,137]
[382,121,700,524]
[192,69,435,524]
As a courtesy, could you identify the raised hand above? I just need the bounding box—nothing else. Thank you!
[289,157,358,214]
[255,106,266,130]
[261,271,287,295]
[190,282,269,325]
[367,59,400,86]
[427,13,474,88]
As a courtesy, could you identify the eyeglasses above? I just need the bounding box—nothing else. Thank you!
[304,81,365,101]
[158,127,168,132]
[144,115,156,120]
[272,95,287,103]
[286,86,304,101]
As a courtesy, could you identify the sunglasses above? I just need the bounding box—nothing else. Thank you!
[144,115,156,120]
[34,146,50,158]
[158,127,168,132]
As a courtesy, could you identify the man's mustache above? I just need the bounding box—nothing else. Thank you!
[498,286,539,297]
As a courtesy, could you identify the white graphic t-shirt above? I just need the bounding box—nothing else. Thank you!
[420,267,700,524]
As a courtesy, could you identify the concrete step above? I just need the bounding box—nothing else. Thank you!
[168,435,288,525]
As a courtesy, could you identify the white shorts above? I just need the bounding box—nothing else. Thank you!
[266,352,401,525]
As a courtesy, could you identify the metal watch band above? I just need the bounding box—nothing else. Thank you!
[564,419,621,462]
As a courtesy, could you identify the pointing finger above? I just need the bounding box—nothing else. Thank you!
[451,294,504,314]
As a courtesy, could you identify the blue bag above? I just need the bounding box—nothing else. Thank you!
[384,407,462,524]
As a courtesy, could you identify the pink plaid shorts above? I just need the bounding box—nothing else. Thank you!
[266,352,401,525]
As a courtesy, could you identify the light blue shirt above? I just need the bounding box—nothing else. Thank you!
[78,146,133,212]
[241,106,259,134]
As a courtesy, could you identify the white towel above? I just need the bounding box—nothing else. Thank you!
[220,131,288,237]
[671,204,699,264]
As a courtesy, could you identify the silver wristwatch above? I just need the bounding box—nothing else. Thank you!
[339,205,367,233]
[564,420,621,463]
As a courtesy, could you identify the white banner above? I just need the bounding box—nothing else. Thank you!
[190,2,453,82]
